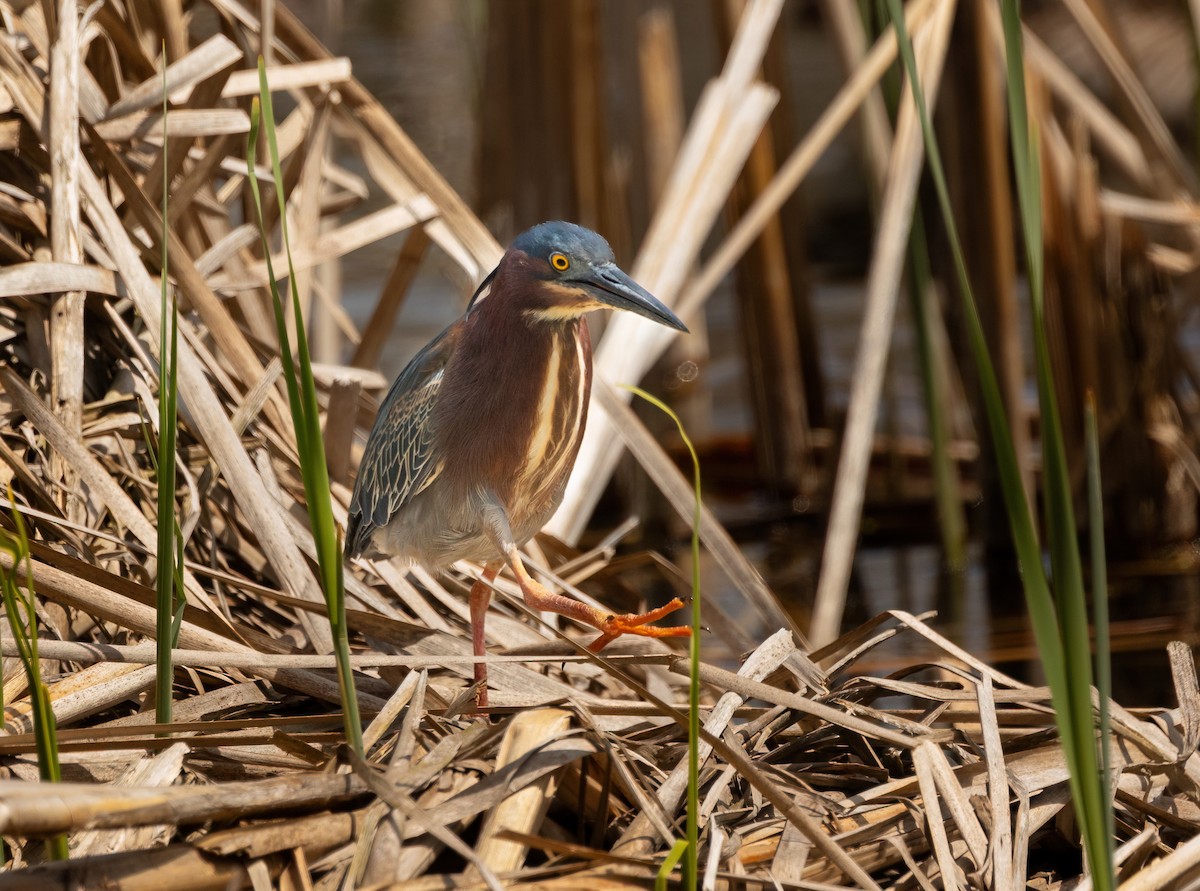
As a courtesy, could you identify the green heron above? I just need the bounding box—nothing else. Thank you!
[346,221,692,709]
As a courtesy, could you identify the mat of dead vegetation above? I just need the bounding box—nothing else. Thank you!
[1,0,1199,888]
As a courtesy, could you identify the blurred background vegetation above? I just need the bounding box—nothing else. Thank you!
[284,0,1200,703]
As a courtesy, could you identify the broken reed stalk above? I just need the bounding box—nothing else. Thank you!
[548,0,785,544]
[246,62,362,755]
[809,0,957,646]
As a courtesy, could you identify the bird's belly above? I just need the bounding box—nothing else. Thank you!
[377,471,568,569]
[377,488,500,568]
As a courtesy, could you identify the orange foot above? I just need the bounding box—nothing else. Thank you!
[587,597,692,652]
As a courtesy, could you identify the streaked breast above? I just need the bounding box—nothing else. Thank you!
[513,323,590,517]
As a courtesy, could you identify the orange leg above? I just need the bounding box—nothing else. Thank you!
[468,562,500,711]
[504,545,691,652]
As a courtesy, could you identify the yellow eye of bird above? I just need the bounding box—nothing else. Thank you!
[550,252,570,271]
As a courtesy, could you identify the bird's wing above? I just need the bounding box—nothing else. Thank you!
[345,323,459,557]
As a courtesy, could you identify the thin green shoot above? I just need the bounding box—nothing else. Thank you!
[155,42,183,729]
[624,385,701,889]
[0,493,67,860]
[247,61,363,755]
[880,6,1056,647]
[655,838,689,891]
[906,206,968,579]
[997,3,1111,884]
[1085,392,1114,867]
[885,2,1112,886]
[863,0,968,584]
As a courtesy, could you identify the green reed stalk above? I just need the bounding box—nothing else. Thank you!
[655,838,689,891]
[155,47,183,728]
[885,2,1113,886]
[1085,393,1114,863]
[0,496,67,859]
[865,0,968,586]
[247,61,362,755]
[625,386,702,889]
[906,207,968,579]
[997,3,1112,883]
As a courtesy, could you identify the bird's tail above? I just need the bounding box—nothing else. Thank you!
[343,512,374,561]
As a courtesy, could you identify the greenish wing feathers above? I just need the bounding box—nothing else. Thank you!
[346,326,455,556]
[368,372,445,521]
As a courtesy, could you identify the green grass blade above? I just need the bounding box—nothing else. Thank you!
[0,497,67,859]
[997,3,1110,884]
[155,44,181,729]
[247,63,362,755]
[655,838,689,891]
[880,0,1058,674]
[1085,392,1115,871]
[625,385,702,888]
[860,0,967,599]
[906,205,967,578]
[885,3,1111,885]
[999,2,1042,298]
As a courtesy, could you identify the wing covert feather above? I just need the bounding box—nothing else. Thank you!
[345,324,457,556]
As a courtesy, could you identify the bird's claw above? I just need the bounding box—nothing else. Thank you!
[586,597,692,652]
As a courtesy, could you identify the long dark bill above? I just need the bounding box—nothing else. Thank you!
[581,264,688,332]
